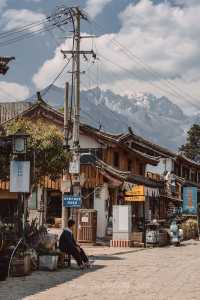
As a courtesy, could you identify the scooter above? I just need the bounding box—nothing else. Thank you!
[170,220,183,246]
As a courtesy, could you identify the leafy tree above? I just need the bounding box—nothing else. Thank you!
[179,124,200,161]
[2,118,70,183]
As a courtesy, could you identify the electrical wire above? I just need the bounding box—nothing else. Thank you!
[84,13,200,109]
[98,52,200,109]
[0,18,49,38]
[0,8,73,48]
[41,56,73,98]
[0,24,64,48]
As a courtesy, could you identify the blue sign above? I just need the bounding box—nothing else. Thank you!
[183,187,197,215]
[63,195,81,208]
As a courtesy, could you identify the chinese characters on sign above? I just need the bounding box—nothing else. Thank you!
[124,185,145,202]
[10,161,30,193]
[63,195,81,208]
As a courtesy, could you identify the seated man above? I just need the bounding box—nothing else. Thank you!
[59,219,90,269]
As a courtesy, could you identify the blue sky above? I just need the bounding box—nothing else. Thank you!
[0,0,200,112]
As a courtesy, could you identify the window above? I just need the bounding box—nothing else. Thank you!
[80,148,103,159]
[127,159,132,171]
[113,152,119,168]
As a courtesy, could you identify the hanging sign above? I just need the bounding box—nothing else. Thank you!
[69,153,80,174]
[183,187,197,215]
[61,175,71,193]
[10,160,30,193]
[124,185,145,202]
[63,194,81,208]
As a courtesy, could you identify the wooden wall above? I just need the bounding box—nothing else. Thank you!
[103,146,145,176]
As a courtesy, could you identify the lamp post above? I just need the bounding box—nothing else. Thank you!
[10,131,30,234]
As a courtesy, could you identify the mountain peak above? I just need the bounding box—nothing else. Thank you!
[28,85,190,150]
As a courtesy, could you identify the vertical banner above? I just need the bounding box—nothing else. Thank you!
[183,187,197,215]
[10,161,30,193]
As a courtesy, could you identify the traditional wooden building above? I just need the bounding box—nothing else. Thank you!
[0,96,161,241]
[118,130,200,222]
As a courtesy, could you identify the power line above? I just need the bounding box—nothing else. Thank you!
[0,18,49,38]
[0,24,64,48]
[85,14,200,109]
[0,7,73,48]
[41,56,73,97]
[98,52,200,110]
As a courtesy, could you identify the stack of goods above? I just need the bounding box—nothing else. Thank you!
[181,218,199,240]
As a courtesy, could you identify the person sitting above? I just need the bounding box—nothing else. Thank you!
[59,219,90,269]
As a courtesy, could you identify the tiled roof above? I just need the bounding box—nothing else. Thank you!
[81,154,160,187]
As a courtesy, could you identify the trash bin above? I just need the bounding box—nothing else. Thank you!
[77,209,97,243]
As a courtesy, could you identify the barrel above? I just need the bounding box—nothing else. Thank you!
[77,209,97,243]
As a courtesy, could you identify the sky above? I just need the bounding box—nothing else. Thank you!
[0,0,200,113]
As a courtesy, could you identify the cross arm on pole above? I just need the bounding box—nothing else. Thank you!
[61,49,96,56]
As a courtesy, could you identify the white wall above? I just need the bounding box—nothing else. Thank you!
[69,133,101,149]
[94,183,109,239]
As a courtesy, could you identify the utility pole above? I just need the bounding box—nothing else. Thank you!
[61,7,96,194]
[61,7,96,232]
[64,82,69,147]
[62,82,69,229]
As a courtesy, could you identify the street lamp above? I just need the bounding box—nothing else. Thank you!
[12,131,28,155]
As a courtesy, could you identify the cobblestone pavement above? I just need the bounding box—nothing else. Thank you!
[1,241,200,300]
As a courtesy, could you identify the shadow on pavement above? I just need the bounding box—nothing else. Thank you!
[92,255,124,261]
[112,248,146,256]
[0,264,105,300]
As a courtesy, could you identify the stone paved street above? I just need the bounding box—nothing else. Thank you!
[1,241,200,300]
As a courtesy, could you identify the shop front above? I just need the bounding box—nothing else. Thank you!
[110,180,161,247]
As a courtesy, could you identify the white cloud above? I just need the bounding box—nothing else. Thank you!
[85,0,112,19]
[32,40,70,89]
[2,9,46,32]
[0,81,29,102]
[33,0,200,111]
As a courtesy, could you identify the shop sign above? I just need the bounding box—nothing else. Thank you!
[10,160,30,193]
[124,185,145,202]
[81,216,89,223]
[183,187,197,215]
[63,195,81,208]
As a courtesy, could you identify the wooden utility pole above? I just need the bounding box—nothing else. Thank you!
[62,82,69,229]
[64,82,69,146]
[73,10,80,151]
[61,7,96,192]
[61,8,96,235]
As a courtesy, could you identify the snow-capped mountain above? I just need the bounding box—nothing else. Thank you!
[29,85,193,150]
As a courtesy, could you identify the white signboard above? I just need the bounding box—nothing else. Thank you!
[10,161,30,193]
[69,153,80,174]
